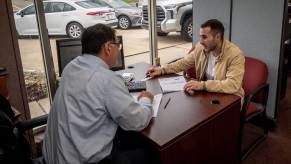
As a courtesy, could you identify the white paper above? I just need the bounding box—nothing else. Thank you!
[158,76,186,93]
[152,94,162,117]
[132,93,162,117]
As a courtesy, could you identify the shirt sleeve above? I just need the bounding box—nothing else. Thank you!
[162,44,199,74]
[104,75,153,131]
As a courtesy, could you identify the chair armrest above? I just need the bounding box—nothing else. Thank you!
[241,83,269,117]
[17,114,48,132]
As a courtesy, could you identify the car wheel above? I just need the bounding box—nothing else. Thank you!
[181,17,193,42]
[66,22,83,38]
[157,32,169,36]
[118,16,131,29]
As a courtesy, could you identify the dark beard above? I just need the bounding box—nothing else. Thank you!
[209,43,217,52]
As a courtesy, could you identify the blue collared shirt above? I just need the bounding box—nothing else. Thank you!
[43,54,152,164]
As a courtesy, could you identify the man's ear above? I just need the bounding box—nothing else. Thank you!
[215,33,221,41]
[103,42,111,56]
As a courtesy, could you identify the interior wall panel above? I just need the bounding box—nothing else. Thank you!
[231,0,285,118]
[192,0,231,43]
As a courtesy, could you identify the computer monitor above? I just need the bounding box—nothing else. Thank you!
[56,35,125,76]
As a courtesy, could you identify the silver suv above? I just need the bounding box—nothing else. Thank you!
[141,0,193,41]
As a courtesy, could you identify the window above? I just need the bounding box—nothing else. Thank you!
[63,3,75,12]
[43,2,51,13]
[75,1,105,9]
[102,0,131,8]
[51,2,63,12]
[45,2,75,13]
[23,6,35,15]
[11,0,193,119]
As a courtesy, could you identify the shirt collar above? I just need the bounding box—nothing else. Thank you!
[82,53,109,70]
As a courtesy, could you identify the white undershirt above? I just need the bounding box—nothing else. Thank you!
[206,52,218,80]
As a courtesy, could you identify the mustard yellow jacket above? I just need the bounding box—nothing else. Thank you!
[162,39,245,99]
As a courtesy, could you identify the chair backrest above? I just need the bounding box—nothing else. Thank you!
[184,67,196,79]
[243,56,268,102]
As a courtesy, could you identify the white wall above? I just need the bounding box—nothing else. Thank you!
[231,0,285,118]
[193,0,231,43]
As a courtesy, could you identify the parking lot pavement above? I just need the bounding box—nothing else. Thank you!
[18,28,192,73]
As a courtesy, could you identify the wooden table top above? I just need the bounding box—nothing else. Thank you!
[118,62,241,149]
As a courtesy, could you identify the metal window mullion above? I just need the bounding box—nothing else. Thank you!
[33,0,57,103]
[148,0,160,66]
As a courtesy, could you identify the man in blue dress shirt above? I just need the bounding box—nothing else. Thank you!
[43,24,156,164]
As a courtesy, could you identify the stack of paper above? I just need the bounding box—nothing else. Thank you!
[158,76,186,93]
[132,93,162,117]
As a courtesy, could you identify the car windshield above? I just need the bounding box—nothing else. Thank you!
[75,0,106,9]
[103,0,131,8]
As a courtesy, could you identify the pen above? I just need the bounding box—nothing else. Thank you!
[164,98,171,110]
[145,73,150,78]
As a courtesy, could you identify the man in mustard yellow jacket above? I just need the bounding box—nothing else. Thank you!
[146,19,245,100]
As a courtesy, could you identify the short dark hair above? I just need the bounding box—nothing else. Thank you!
[81,24,116,55]
[201,19,224,39]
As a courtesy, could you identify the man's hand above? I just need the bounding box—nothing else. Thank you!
[184,80,204,92]
[138,91,154,103]
[146,67,163,78]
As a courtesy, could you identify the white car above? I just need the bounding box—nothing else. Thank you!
[14,0,118,38]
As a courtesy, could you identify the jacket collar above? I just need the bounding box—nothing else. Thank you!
[202,39,228,62]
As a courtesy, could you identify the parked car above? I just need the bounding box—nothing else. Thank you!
[141,0,193,41]
[14,0,118,38]
[91,0,142,29]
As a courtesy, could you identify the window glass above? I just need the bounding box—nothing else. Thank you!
[63,3,75,11]
[23,6,35,15]
[101,0,131,8]
[90,0,109,7]
[12,0,51,119]
[11,0,193,120]
[75,1,105,8]
[51,2,64,12]
[43,2,51,13]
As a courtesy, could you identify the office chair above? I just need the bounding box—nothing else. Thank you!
[183,56,269,160]
[239,56,269,160]
[0,95,48,164]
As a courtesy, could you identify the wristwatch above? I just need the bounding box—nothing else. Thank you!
[202,81,206,90]
[161,67,166,75]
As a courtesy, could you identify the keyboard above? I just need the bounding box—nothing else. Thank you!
[126,80,147,92]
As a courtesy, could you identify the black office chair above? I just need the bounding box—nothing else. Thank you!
[0,95,48,164]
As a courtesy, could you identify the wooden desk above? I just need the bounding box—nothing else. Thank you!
[119,63,241,164]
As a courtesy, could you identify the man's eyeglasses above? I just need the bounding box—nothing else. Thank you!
[110,41,122,50]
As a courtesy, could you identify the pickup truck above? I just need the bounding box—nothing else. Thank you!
[141,0,193,41]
